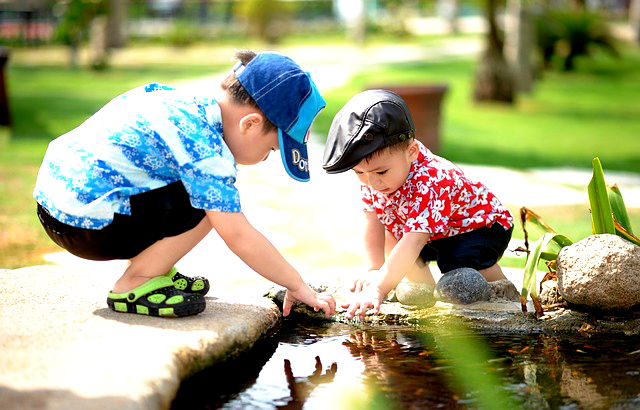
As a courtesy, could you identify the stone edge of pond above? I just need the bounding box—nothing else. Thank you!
[0,266,282,410]
[283,299,640,337]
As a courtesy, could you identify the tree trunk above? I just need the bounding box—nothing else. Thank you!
[437,0,461,34]
[69,33,81,68]
[473,0,516,103]
[631,0,640,45]
[505,0,534,93]
[106,0,128,49]
[199,0,209,23]
[89,16,109,70]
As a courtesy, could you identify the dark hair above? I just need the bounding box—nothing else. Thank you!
[361,136,415,164]
[220,50,277,133]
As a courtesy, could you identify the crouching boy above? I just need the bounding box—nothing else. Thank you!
[34,51,335,318]
[322,90,513,319]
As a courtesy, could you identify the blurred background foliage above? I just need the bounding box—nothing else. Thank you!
[0,0,639,268]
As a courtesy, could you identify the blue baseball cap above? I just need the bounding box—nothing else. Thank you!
[234,52,326,182]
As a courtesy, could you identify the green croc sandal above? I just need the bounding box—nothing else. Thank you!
[165,267,210,295]
[107,276,205,317]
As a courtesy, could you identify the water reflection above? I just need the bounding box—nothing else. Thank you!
[173,323,640,409]
[278,356,337,409]
[342,330,460,408]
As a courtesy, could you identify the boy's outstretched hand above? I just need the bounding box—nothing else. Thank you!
[341,284,386,321]
[283,284,336,318]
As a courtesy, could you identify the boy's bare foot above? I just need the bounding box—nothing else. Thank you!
[112,274,162,293]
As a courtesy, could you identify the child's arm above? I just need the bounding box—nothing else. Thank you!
[344,231,430,320]
[206,210,336,317]
[352,211,386,292]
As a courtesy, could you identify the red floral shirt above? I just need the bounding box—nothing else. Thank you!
[362,142,513,241]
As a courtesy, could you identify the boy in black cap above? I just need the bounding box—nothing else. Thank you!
[323,90,513,319]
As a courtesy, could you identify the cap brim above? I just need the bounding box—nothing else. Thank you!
[278,129,310,182]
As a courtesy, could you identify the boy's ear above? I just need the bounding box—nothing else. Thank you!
[407,140,420,161]
[238,112,264,135]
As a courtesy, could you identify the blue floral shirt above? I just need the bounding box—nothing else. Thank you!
[34,83,240,229]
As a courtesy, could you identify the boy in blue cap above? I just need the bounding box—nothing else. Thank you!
[323,90,513,319]
[34,50,336,318]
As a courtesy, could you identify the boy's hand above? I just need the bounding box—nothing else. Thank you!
[283,284,336,318]
[341,284,386,321]
[350,278,370,292]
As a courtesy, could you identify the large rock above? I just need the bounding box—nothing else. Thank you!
[557,234,640,311]
[434,268,491,304]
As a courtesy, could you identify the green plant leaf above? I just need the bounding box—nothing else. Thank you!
[521,233,573,316]
[540,251,558,260]
[588,157,615,234]
[608,184,633,234]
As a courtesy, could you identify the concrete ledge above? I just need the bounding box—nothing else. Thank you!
[0,266,281,410]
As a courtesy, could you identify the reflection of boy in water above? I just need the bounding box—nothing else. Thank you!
[342,330,460,408]
[280,356,337,409]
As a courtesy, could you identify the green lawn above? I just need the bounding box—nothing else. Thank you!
[1,43,639,269]
[314,48,640,173]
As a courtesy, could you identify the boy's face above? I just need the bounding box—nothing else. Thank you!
[352,142,419,194]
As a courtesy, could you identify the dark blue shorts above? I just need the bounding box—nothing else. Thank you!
[419,223,513,274]
[37,181,206,261]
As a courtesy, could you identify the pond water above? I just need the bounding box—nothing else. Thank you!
[172,321,640,409]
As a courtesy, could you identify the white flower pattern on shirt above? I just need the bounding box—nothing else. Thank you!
[362,142,513,241]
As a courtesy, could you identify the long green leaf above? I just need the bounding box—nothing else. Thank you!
[521,233,573,315]
[588,157,615,234]
[608,184,633,234]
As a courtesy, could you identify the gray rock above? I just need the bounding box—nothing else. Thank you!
[557,234,640,311]
[539,281,566,306]
[395,281,436,307]
[266,283,336,319]
[488,279,520,302]
[434,268,491,304]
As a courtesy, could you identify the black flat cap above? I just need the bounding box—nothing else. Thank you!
[322,89,415,174]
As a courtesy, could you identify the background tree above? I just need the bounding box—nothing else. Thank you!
[105,0,128,49]
[54,0,107,67]
[473,0,516,103]
[631,0,640,45]
[236,0,295,44]
[504,0,535,93]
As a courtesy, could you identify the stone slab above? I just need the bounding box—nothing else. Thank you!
[0,266,280,410]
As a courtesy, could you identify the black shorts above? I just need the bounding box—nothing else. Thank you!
[37,181,206,261]
[419,223,513,274]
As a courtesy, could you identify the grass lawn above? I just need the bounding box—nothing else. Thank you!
[1,43,639,269]
[314,47,640,173]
